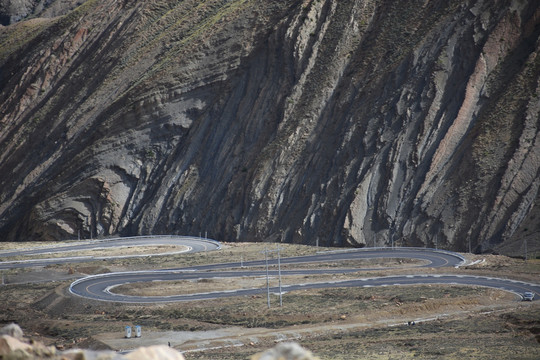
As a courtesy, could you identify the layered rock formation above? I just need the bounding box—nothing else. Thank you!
[0,0,84,25]
[0,0,539,253]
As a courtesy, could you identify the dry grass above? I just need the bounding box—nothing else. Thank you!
[0,244,187,261]
[0,241,539,359]
[113,257,426,296]
[115,276,269,296]
[0,18,54,63]
[0,240,77,251]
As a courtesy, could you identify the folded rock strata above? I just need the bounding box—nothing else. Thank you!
[0,0,539,254]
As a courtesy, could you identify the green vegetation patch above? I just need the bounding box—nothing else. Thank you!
[0,19,54,64]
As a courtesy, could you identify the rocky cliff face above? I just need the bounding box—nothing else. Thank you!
[0,0,84,25]
[0,0,539,254]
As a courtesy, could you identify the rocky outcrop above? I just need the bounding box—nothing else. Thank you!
[0,0,539,253]
[251,342,319,360]
[0,323,24,339]
[0,0,38,25]
[0,335,185,360]
[0,324,317,360]
[0,0,84,25]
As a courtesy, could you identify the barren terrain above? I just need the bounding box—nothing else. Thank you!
[0,244,188,261]
[0,242,539,359]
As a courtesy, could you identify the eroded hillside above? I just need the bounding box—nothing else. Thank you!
[0,0,539,254]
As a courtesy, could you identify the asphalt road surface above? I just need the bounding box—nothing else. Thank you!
[70,270,540,303]
[1,236,538,303]
[67,240,540,303]
[0,236,220,269]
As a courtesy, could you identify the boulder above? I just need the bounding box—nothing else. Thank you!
[0,335,32,356]
[125,345,185,360]
[251,342,320,360]
[0,323,24,340]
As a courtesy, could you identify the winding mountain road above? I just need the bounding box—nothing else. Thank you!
[0,236,220,269]
[1,236,538,303]
[69,267,540,304]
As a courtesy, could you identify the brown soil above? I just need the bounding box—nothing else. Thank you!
[0,244,188,261]
[0,243,539,359]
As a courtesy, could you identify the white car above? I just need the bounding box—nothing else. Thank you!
[522,292,534,301]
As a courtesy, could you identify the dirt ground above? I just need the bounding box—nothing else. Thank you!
[0,244,189,261]
[0,242,539,359]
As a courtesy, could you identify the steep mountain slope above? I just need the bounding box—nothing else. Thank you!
[0,0,539,254]
[0,0,84,25]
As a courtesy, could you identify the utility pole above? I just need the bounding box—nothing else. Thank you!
[277,246,282,307]
[261,245,284,308]
[390,222,395,248]
[87,215,93,240]
[366,216,375,248]
[524,239,528,261]
[240,247,244,268]
[264,246,270,308]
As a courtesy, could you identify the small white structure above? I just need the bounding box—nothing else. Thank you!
[125,326,132,338]
[135,325,141,338]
